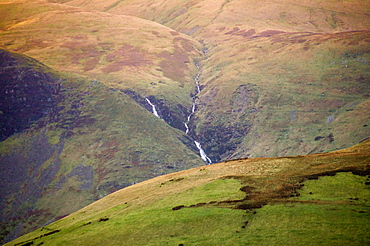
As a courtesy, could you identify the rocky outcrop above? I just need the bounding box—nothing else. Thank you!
[0,49,62,141]
[196,84,259,162]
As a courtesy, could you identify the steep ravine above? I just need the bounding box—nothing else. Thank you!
[142,60,213,164]
[185,61,212,164]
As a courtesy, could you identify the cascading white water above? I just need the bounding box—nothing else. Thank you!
[183,62,212,164]
[184,123,189,135]
[144,64,212,164]
[145,97,160,118]
[194,62,201,93]
[184,102,196,134]
[194,140,212,164]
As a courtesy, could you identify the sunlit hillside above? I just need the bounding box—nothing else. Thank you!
[6,140,370,245]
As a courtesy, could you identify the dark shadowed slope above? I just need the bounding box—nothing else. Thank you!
[0,49,62,141]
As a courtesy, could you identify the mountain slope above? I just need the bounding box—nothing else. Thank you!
[0,49,61,141]
[66,0,370,34]
[196,30,370,161]
[2,0,368,161]
[0,49,204,243]
[6,140,370,246]
[0,0,204,131]
[56,0,370,161]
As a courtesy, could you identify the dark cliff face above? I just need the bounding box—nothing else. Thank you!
[0,49,62,141]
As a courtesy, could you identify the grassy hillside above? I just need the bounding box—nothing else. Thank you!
[1,0,368,160]
[0,0,203,129]
[64,0,370,38]
[0,49,204,243]
[196,30,370,161]
[6,140,370,246]
[59,0,370,161]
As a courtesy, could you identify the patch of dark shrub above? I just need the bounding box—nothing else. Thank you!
[172,205,185,211]
[352,170,370,176]
[236,202,265,210]
[20,242,33,246]
[98,218,109,222]
[240,186,255,193]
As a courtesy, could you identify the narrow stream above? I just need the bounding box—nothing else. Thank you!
[184,62,212,164]
[144,62,212,164]
[195,62,201,93]
[184,102,195,134]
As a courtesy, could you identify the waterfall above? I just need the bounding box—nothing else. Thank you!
[184,102,196,134]
[184,123,190,135]
[194,140,212,164]
[183,61,212,164]
[194,63,201,93]
[145,98,160,118]
[143,70,212,164]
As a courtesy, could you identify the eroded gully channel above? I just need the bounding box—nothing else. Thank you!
[145,61,212,164]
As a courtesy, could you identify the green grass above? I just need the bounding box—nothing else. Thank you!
[241,172,370,245]
[33,207,246,246]
[10,172,370,246]
[6,142,370,246]
[243,203,369,246]
[155,178,246,207]
[11,179,247,246]
[297,172,370,202]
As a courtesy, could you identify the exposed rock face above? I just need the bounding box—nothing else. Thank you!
[122,89,189,132]
[0,49,62,141]
[196,84,259,162]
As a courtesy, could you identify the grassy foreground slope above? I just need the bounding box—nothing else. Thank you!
[7,140,370,246]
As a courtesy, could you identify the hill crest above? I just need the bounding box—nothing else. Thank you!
[6,139,370,245]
